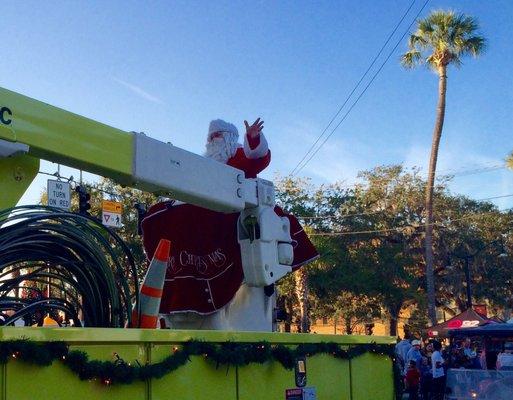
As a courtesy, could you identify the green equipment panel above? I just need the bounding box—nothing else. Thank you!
[0,328,395,400]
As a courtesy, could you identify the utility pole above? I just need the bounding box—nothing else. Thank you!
[448,253,473,311]
[450,239,507,311]
[463,257,472,310]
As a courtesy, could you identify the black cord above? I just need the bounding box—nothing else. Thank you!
[0,206,139,327]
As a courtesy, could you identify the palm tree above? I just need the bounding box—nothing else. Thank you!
[401,10,485,325]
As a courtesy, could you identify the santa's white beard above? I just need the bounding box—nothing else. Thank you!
[204,136,238,163]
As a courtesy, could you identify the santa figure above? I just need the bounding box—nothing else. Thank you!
[205,118,270,178]
[141,118,318,331]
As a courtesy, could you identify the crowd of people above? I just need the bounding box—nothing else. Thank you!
[396,336,446,400]
[396,334,513,399]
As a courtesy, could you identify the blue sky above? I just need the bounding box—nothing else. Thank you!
[3,0,512,209]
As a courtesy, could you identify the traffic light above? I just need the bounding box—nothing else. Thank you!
[134,203,146,235]
[75,186,91,215]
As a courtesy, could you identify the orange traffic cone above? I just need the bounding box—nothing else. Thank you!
[131,239,170,328]
[43,314,59,327]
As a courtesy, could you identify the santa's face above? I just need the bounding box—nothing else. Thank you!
[210,132,224,140]
[204,131,239,163]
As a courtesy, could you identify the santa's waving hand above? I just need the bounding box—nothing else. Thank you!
[244,118,264,139]
[205,118,271,179]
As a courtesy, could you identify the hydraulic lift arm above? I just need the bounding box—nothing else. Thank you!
[0,86,293,286]
[0,86,255,212]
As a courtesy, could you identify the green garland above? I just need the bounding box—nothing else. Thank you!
[0,339,398,389]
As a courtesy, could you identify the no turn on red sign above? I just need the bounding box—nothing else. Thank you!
[47,180,71,210]
[102,200,123,228]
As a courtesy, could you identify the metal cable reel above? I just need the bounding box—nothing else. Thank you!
[0,205,139,327]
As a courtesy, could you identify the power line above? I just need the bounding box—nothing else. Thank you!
[288,162,507,195]
[289,0,418,176]
[292,0,431,176]
[288,163,507,199]
[38,171,127,200]
[298,192,513,220]
[284,162,506,198]
[300,210,382,220]
[366,164,505,190]
[446,164,506,178]
[309,206,513,237]
[480,193,513,201]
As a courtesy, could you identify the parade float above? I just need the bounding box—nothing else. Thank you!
[0,86,395,399]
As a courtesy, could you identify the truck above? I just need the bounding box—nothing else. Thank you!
[0,86,395,399]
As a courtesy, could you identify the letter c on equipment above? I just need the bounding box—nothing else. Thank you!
[0,107,12,125]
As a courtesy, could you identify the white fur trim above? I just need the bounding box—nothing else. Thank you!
[243,133,269,159]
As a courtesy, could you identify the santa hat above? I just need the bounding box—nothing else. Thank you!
[207,119,239,142]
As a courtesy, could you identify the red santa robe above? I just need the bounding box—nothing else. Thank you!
[142,132,318,316]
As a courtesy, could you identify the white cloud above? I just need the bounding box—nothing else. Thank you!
[113,78,164,105]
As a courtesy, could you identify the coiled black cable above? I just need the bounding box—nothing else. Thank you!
[0,205,139,327]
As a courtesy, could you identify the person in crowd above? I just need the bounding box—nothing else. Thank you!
[479,346,487,370]
[396,334,412,376]
[448,343,466,368]
[462,337,476,359]
[496,342,513,370]
[404,359,421,400]
[405,339,423,374]
[431,340,446,400]
[461,337,480,369]
[419,356,432,400]
[423,341,434,359]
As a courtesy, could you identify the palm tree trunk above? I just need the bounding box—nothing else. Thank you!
[294,269,309,333]
[425,64,448,326]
